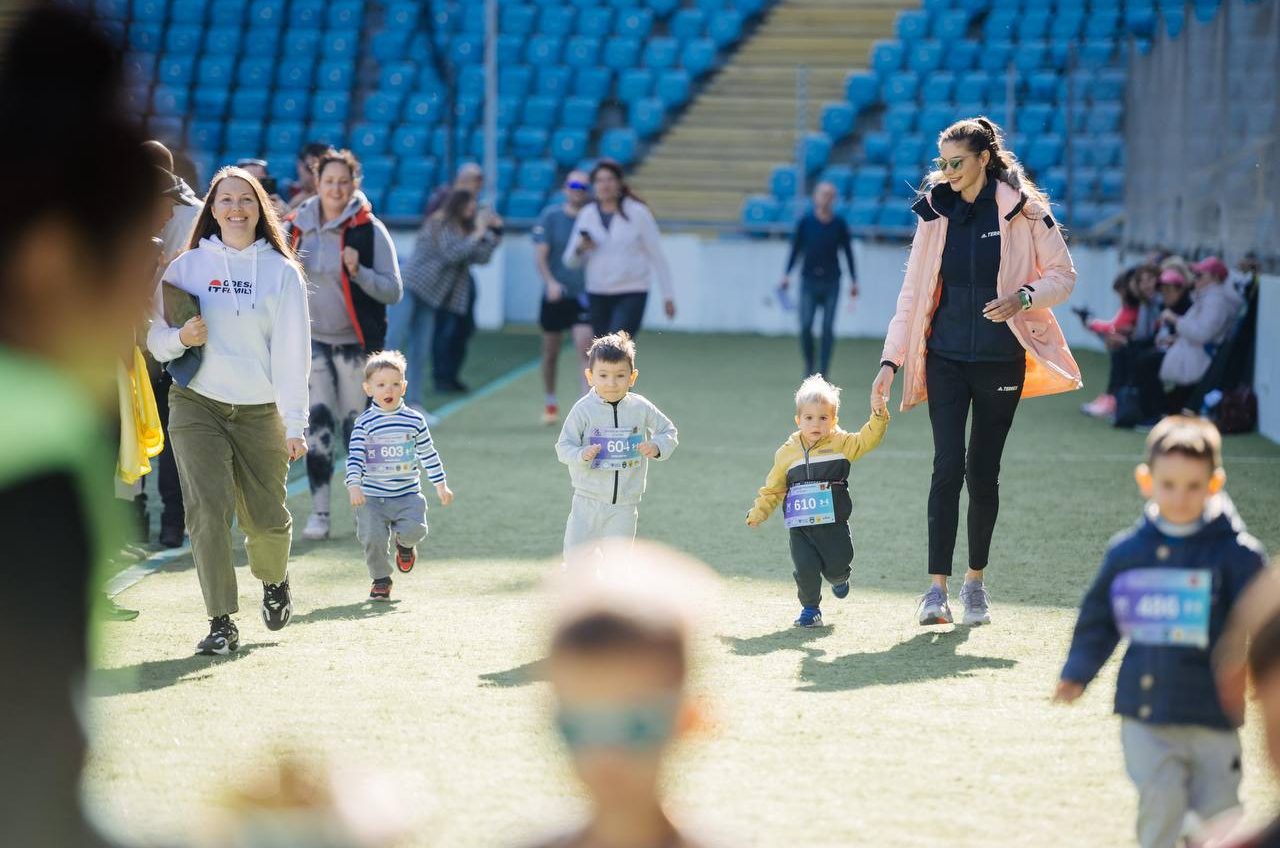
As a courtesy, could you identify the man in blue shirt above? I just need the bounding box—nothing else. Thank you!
[780,182,858,377]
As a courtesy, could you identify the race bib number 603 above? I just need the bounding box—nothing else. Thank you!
[1110,568,1212,649]
[365,433,417,477]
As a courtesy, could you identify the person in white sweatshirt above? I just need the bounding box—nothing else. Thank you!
[563,160,676,339]
[147,167,311,657]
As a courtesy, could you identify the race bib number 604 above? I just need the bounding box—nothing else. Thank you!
[590,426,642,471]
[1110,568,1212,649]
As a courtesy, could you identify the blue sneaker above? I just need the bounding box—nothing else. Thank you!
[832,579,850,599]
[794,607,823,627]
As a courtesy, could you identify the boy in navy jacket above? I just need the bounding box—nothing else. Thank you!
[1055,416,1267,848]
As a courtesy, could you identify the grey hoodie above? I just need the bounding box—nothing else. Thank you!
[555,388,678,506]
[290,190,402,345]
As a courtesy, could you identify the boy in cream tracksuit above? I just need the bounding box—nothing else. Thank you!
[555,332,677,558]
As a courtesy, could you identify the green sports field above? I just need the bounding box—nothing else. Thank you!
[87,332,1280,847]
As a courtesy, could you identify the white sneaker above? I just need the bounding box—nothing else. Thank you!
[302,512,330,540]
[960,581,992,626]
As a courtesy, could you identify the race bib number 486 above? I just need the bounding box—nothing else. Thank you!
[590,426,642,471]
[1110,568,1212,649]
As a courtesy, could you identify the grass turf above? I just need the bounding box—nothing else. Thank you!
[87,332,1280,847]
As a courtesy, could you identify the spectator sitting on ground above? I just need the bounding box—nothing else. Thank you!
[1158,256,1244,410]
[288,141,330,211]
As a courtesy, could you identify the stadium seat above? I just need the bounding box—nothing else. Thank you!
[884,103,916,136]
[308,120,344,147]
[681,39,717,78]
[292,0,324,27]
[249,0,286,26]
[631,98,667,140]
[226,120,263,153]
[741,195,781,227]
[1094,69,1126,101]
[361,158,394,194]
[385,188,426,218]
[618,8,655,39]
[156,54,195,86]
[870,40,905,77]
[266,121,305,153]
[889,167,922,200]
[844,198,880,228]
[1024,134,1063,172]
[551,129,588,167]
[1019,103,1053,134]
[1014,41,1047,74]
[648,0,682,16]
[170,0,207,25]
[1079,40,1114,69]
[922,70,956,102]
[350,123,390,158]
[203,26,242,55]
[276,57,313,89]
[933,10,969,41]
[208,0,247,27]
[403,93,440,124]
[1087,102,1123,133]
[600,129,639,165]
[909,41,943,74]
[187,120,224,153]
[283,28,321,60]
[450,36,484,65]
[538,6,575,37]
[312,92,350,123]
[1027,70,1058,103]
[919,103,954,136]
[164,25,201,55]
[1017,12,1051,40]
[372,30,411,63]
[573,67,613,100]
[317,61,354,92]
[512,126,549,158]
[978,41,1014,73]
[821,103,856,141]
[708,10,743,47]
[1092,134,1124,168]
[397,157,438,190]
[801,133,833,173]
[819,165,853,196]
[453,96,482,127]
[469,128,510,160]
[500,66,533,98]
[561,97,599,129]
[852,165,888,198]
[845,71,878,110]
[944,41,979,72]
[151,86,189,116]
[525,35,563,65]
[656,70,692,108]
[618,68,655,104]
[191,87,228,119]
[881,71,920,103]
[769,165,798,201]
[391,126,431,158]
[518,159,557,192]
[1050,11,1085,40]
[603,37,642,72]
[522,96,560,128]
[896,10,930,43]
[890,134,926,169]
[129,23,163,53]
[671,9,706,41]
[497,97,523,129]
[508,190,548,220]
[271,89,309,123]
[862,131,892,165]
[459,66,485,101]
[501,3,536,36]
[577,7,613,38]
[565,36,602,68]
[230,88,268,120]
[536,66,573,99]
[1040,167,1067,200]
[644,37,679,69]
[379,63,416,96]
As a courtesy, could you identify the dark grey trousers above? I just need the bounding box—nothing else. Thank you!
[789,522,853,608]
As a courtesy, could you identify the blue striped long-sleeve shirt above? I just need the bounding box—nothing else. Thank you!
[345,403,446,497]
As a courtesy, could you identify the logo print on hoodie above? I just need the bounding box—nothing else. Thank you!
[208,278,254,295]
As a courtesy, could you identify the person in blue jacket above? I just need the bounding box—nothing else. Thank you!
[1054,415,1267,848]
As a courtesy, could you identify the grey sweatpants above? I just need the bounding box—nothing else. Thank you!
[354,492,429,580]
[1121,718,1242,848]
[563,494,639,558]
[167,385,292,618]
[789,522,853,608]
[306,341,366,515]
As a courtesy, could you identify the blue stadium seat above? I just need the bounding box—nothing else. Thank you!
[1027,70,1058,103]
[450,35,484,65]
[187,120,223,153]
[1025,134,1063,172]
[208,0,247,27]
[1050,11,1084,40]
[292,0,325,27]
[896,9,930,42]
[1085,12,1120,39]
[538,5,575,37]
[655,70,691,108]
[631,98,666,139]
[889,167,922,201]
[536,66,573,99]
[1014,40,1047,74]
[266,121,304,153]
[169,0,207,25]
[525,35,563,65]
[469,128,510,159]
[978,41,1014,73]
[512,126,549,158]
[923,70,956,102]
[380,63,417,95]
[862,131,892,165]
[648,0,682,17]
[397,157,438,190]
[165,25,201,54]
[618,68,655,104]
[403,92,441,124]
[983,8,1015,40]
[226,120,263,153]
[944,41,978,72]
[249,0,285,26]
[191,87,228,119]
[600,129,639,165]
[501,3,536,36]
[551,129,588,166]
[870,40,905,77]
[769,165,798,200]
[235,27,276,57]
[202,26,240,55]
[852,165,888,198]
[577,7,613,38]
[1040,166,1067,200]
[145,116,183,146]
[692,0,725,12]
[1094,69,1126,101]
[271,89,309,122]
[845,71,878,110]
[801,133,832,173]
[497,97,523,128]
[708,10,743,47]
[128,23,162,53]
[565,36,602,68]
[1091,134,1123,168]
[1019,103,1053,134]
[391,126,431,158]
[919,103,954,136]
[844,199,880,228]
[361,158,394,195]
[325,0,363,28]
[1069,166,1098,199]
[562,97,599,129]
[385,188,426,218]
[372,29,410,62]
[307,121,344,147]
[881,71,920,103]
[933,10,969,41]
[821,103,856,140]
[671,9,706,41]
[742,195,781,227]
[884,103,916,136]
[617,8,655,39]
[574,66,613,100]
[643,37,679,69]
[509,190,548,220]
[500,66,533,98]
[909,40,943,74]
[1087,102,1123,133]
[454,96,483,127]
[518,159,557,192]
[603,37,642,71]
[429,127,469,160]
[230,88,268,119]
[350,123,390,157]
[151,86,189,116]
[457,65,484,100]
[156,54,195,86]
[820,165,853,196]
[284,29,321,61]
[681,39,717,77]
[312,92,350,123]
[1079,40,1114,69]
[323,31,358,61]
[276,58,314,89]
[1098,170,1124,201]
[1017,12,1051,40]
[317,61,354,92]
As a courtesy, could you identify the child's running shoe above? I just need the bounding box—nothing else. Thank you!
[302,511,330,540]
[196,615,239,655]
[542,403,559,425]
[832,579,850,599]
[794,607,823,627]
[395,544,417,573]
[261,577,292,631]
[370,577,392,602]
[917,586,953,625]
[960,580,991,626]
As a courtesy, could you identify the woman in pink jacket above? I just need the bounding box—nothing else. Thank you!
[869,117,1082,627]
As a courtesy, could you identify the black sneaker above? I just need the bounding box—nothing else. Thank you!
[196,615,239,655]
[262,577,293,631]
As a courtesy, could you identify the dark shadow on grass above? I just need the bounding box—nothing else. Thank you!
[289,599,402,626]
[90,642,280,696]
[796,628,1017,693]
[486,574,542,595]
[479,657,546,688]
[719,625,834,656]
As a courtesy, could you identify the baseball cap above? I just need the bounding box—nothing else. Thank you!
[1191,256,1229,281]
[1159,269,1188,286]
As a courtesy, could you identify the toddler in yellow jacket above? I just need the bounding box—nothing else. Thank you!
[747,375,889,627]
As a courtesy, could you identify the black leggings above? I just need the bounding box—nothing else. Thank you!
[589,291,649,338]
[925,354,1025,576]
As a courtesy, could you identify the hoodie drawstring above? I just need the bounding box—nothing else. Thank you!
[219,241,258,315]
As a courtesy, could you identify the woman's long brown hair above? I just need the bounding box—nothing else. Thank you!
[185,166,297,261]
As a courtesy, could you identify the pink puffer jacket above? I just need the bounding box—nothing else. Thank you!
[881,180,1083,411]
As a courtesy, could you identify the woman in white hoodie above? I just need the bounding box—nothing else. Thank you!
[563,160,676,338]
[147,167,311,656]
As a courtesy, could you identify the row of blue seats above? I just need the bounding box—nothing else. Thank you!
[436,64,695,106]
[96,0,362,28]
[348,125,594,166]
[446,4,749,43]
[147,54,355,90]
[128,23,358,58]
[769,160,1124,201]
[868,38,1120,79]
[846,67,1125,112]
[865,102,1125,142]
[894,5,1150,43]
[742,195,1124,231]
[924,0,1172,12]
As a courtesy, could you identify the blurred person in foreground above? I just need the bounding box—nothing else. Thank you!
[522,540,724,848]
[0,6,167,846]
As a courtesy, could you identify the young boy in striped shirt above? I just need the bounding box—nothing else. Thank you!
[346,351,454,601]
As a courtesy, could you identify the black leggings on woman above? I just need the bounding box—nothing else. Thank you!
[925,354,1026,576]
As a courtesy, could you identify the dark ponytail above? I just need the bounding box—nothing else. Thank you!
[929,116,1051,210]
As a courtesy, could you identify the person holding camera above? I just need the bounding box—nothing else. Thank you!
[283,148,403,542]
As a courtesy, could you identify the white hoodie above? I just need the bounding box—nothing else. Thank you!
[148,236,312,438]
[562,197,674,299]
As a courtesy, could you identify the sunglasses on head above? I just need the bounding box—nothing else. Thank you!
[554,697,679,752]
[566,180,589,191]
[933,155,972,172]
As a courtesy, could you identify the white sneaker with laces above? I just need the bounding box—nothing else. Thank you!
[302,512,330,541]
[960,581,992,626]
